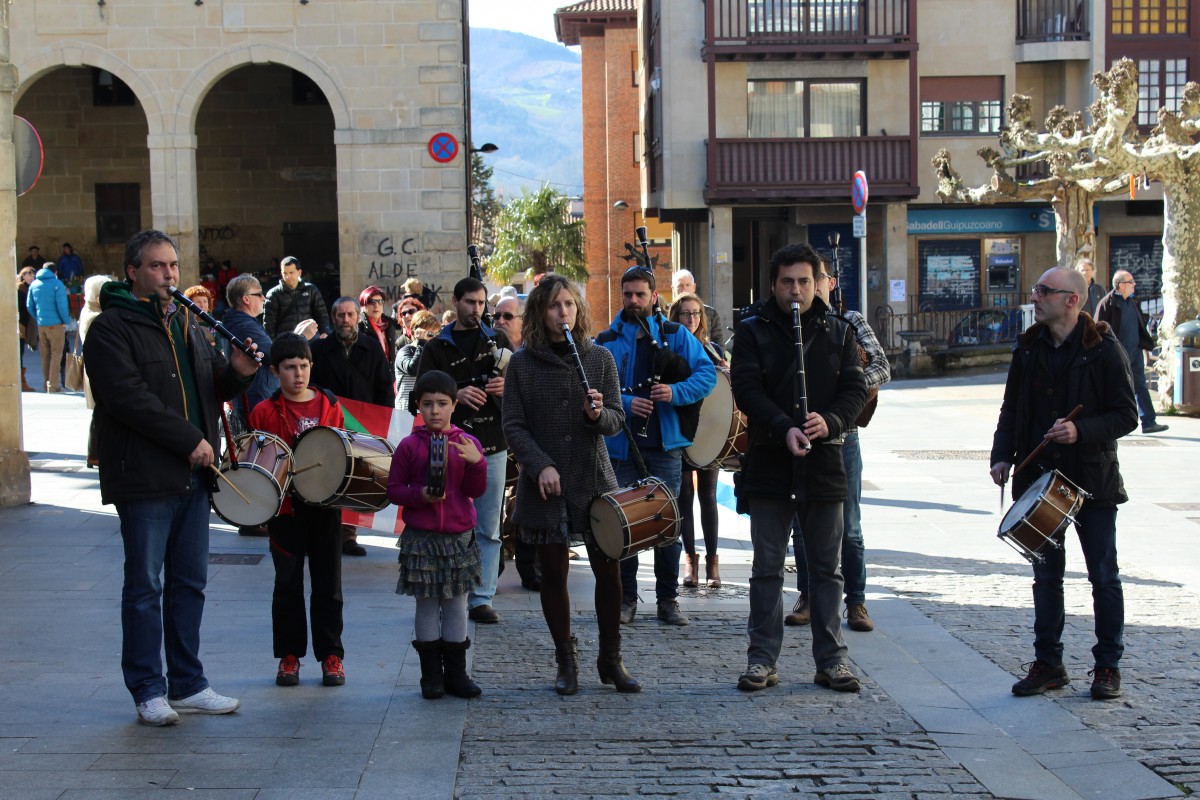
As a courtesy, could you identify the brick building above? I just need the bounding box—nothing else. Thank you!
[556,0,672,331]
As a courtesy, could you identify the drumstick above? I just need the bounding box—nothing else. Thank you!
[209,465,251,505]
[290,461,324,476]
[1012,404,1084,477]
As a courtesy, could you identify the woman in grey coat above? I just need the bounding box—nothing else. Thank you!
[502,275,639,696]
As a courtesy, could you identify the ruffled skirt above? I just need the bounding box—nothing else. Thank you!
[395,528,482,599]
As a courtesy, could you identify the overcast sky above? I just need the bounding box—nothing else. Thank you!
[469,0,567,44]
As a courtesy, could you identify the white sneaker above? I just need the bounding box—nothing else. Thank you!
[169,687,240,715]
[136,696,180,727]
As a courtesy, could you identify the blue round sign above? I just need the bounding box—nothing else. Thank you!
[851,170,869,215]
[428,132,459,164]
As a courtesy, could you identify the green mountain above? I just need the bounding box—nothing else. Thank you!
[469,28,583,199]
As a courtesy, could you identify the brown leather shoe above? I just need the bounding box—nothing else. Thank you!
[784,593,809,626]
[682,553,699,588]
[468,604,500,624]
[846,603,874,632]
[705,554,721,588]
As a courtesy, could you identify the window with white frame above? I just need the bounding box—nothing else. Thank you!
[1134,58,1189,126]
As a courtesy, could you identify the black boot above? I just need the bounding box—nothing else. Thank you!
[441,638,483,698]
[554,636,579,696]
[411,639,444,699]
[597,636,641,693]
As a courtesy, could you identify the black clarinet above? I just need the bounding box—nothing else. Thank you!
[562,324,596,411]
[169,286,263,363]
[791,301,811,452]
[826,231,845,315]
[468,244,494,328]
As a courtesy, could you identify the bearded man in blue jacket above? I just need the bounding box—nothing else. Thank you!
[597,265,716,627]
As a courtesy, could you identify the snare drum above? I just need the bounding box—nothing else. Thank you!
[683,370,747,471]
[291,427,396,512]
[210,432,293,527]
[589,477,681,561]
[997,470,1090,563]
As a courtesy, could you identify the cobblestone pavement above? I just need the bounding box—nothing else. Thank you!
[871,549,1200,796]
[461,610,992,799]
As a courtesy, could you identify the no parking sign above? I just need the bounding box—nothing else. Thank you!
[428,132,459,164]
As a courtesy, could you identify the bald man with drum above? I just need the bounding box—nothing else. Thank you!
[989,266,1137,701]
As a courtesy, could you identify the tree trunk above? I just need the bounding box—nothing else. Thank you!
[1050,184,1096,268]
[1156,180,1200,406]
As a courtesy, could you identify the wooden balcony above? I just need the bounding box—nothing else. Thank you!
[705,0,914,60]
[705,137,918,203]
[1016,0,1088,43]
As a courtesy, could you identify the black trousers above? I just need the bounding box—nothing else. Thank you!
[269,503,344,660]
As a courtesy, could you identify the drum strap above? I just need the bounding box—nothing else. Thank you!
[220,406,240,469]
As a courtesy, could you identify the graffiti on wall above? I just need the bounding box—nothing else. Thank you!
[360,234,445,310]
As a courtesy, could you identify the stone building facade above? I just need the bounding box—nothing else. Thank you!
[10,0,472,307]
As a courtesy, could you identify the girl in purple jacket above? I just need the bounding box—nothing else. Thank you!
[387,370,487,700]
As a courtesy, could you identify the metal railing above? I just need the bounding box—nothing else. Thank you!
[1016,0,1088,43]
[707,136,916,200]
[875,294,1029,352]
[709,0,912,45]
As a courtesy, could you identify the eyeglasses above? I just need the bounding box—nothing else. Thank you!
[494,312,520,321]
[366,298,385,306]
[248,292,265,297]
[1031,284,1073,298]
[678,311,703,319]
[1118,280,1135,286]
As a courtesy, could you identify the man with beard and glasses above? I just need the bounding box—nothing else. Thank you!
[310,297,395,556]
[416,277,512,624]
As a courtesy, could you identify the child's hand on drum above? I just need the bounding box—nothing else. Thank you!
[422,485,446,503]
[450,436,483,464]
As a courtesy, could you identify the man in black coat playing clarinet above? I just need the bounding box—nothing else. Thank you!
[990,266,1137,700]
[730,243,866,694]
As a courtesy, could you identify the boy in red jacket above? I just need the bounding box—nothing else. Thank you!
[248,333,347,688]
[387,370,487,699]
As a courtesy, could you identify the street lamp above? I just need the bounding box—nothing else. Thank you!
[467,143,500,251]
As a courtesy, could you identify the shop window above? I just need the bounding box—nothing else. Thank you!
[917,239,982,311]
[95,184,141,244]
[92,69,135,107]
[747,79,863,138]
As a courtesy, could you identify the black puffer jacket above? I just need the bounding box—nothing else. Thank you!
[991,315,1138,504]
[83,282,252,504]
[730,296,866,502]
[416,322,512,455]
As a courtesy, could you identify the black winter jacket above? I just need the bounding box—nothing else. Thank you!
[83,283,253,504]
[263,280,332,339]
[416,322,512,455]
[1094,290,1156,352]
[990,315,1138,504]
[731,296,867,502]
[310,332,395,407]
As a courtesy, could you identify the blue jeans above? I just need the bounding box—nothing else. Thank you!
[1128,348,1158,427]
[1032,503,1124,669]
[115,473,212,704]
[469,450,507,609]
[612,448,683,604]
[792,431,866,605]
[749,497,847,670]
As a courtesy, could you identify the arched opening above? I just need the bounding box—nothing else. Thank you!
[194,65,338,305]
[15,66,152,289]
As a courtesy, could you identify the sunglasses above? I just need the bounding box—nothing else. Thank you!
[494,312,520,321]
[622,265,654,281]
[248,292,265,297]
[400,308,417,316]
[366,298,385,306]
